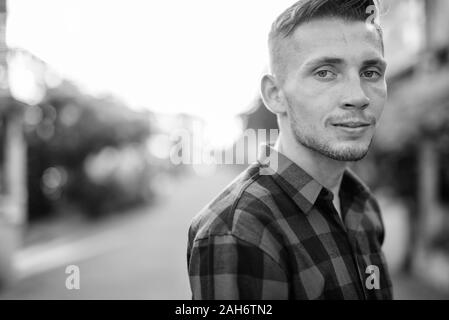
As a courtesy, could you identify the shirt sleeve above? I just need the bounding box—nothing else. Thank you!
[187,234,289,300]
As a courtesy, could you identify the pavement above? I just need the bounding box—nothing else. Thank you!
[0,166,448,300]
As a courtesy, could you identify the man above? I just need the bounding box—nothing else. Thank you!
[187,0,393,300]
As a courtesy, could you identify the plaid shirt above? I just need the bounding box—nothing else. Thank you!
[187,145,393,300]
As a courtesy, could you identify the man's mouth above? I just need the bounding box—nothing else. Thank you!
[332,122,371,128]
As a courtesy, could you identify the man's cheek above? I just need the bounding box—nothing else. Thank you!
[374,105,386,124]
[368,83,387,100]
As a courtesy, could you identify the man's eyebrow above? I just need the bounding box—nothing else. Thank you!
[302,57,388,70]
[362,58,387,70]
[303,57,344,68]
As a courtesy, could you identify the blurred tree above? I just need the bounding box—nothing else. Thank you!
[26,80,152,220]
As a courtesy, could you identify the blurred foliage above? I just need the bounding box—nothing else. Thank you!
[26,80,152,221]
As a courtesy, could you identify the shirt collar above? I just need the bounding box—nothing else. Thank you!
[257,144,371,215]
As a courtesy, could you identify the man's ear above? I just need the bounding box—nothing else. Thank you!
[260,74,287,115]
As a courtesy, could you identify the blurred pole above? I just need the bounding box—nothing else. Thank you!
[0,0,26,288]
[414,138,439,268]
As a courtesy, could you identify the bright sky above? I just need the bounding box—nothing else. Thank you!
[6,0,295,123]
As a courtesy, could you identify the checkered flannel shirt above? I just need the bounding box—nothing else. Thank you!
[187,144,393,300]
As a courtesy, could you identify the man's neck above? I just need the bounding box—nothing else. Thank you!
[274,132,347,199]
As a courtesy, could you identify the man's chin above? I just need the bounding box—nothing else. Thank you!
[308,141,370,162]
[325,150,368,162]
[321,143,370,162]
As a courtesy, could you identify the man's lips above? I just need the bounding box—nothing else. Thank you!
[332,121,372,128]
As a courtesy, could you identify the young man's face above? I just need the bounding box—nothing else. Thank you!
[278,18,387,161]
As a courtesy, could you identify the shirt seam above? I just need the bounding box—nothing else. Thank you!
[191,233,289,278]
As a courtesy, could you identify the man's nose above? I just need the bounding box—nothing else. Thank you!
[340,77,370,109]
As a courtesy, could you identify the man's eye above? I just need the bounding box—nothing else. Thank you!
[361,70,381,80]
[314,70,336,79]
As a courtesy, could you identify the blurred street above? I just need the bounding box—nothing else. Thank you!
[0,167,238,299]
[0,167,448,300]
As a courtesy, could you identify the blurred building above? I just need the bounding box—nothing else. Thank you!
[376,0,449,288]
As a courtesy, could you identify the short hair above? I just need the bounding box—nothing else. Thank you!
[268,0,384,78]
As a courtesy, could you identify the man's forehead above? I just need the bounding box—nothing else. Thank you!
[272,18,383,71]
[294,19,380,49]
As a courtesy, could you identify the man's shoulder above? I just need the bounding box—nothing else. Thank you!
[188,164,283,246]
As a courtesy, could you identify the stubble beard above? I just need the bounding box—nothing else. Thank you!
[289,112,372,162]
